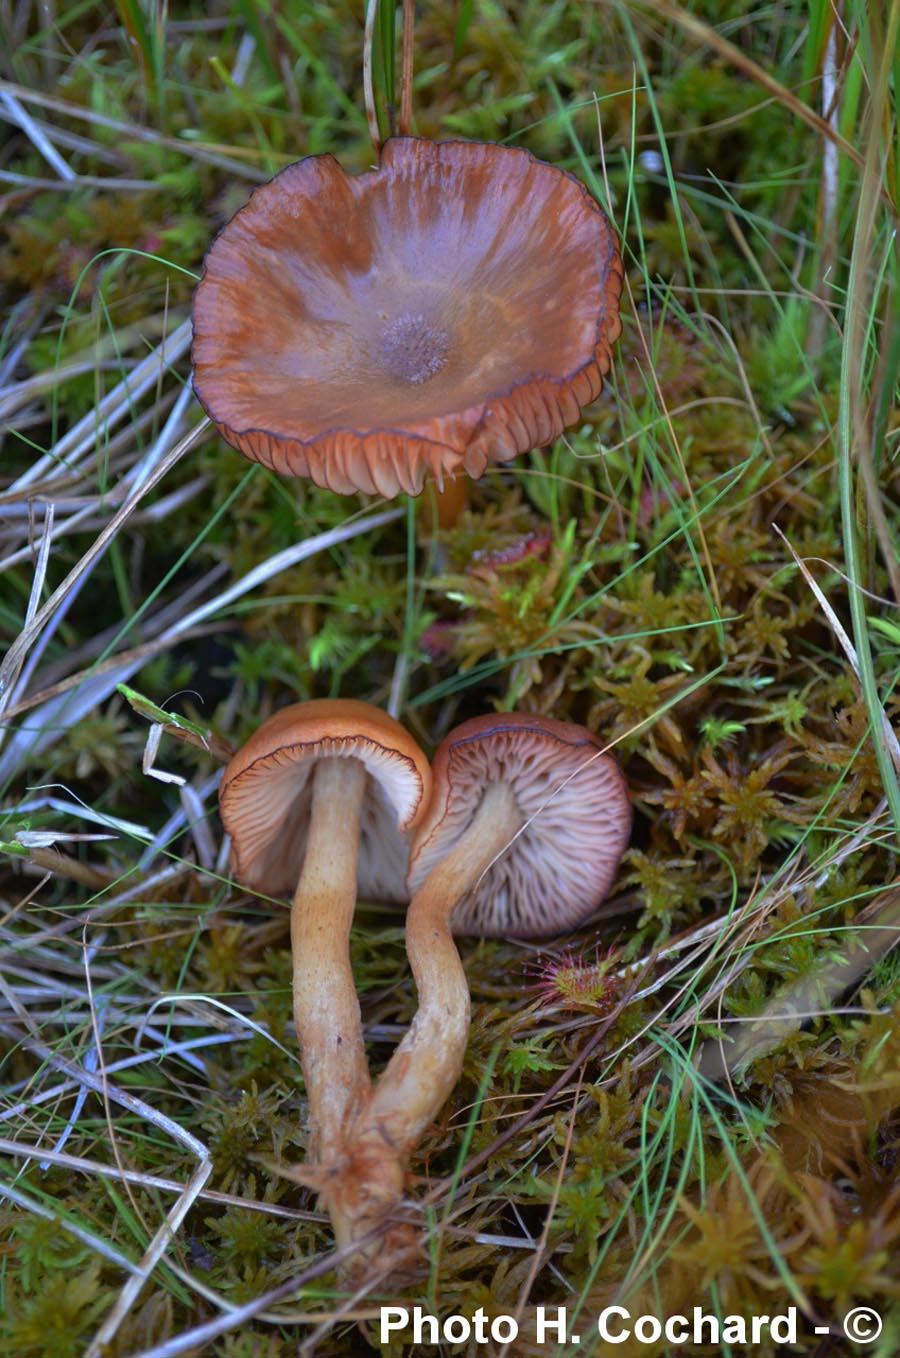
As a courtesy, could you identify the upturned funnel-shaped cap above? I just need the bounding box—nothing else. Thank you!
[192,138,622,498]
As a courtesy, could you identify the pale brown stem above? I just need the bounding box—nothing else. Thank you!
[423,476,470,533]
[25,846,111,888]
[291,757,370,1159]
[371,781,523,1149]
[331,781,523,1267]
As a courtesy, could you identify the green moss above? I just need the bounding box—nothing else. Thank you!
[2,2,899,1353]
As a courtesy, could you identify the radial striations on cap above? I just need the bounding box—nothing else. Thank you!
[192,137,623,498]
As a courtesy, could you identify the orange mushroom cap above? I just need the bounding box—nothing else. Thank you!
[192,137,623,498]
[219,699,431,903]
[407,712,632,938]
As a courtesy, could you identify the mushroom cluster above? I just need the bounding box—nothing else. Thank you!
[217,699,431,1247]
[219,703,631,1274]
[196,99,629,1281]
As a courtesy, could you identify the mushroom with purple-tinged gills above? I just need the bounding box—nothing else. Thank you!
[217,700,431,1215]
[341,712,632,1244]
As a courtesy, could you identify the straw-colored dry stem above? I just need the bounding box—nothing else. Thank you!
[291,756,370,1159]
[372,780,523,1148]
[399,0,415,135]
[362,0,381,153]
[329,781,524,1267]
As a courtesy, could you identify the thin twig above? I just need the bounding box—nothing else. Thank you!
[23,502,54,628]
[86,1158,213,1357]
[0,1014,212,1358]
[0,1135,320,1220]
[773,524,900,776]
[0,89,75,180]
[14,846,112,888]
[363,0,381,154]
[632,0,872,184]
[504,1073,583,1354]
[0,169,162,191]
[0,420,207,717]
[0,1032,240,1124]
[0,1025,210,1158]
[8,319,192,487]
[399,0,415,135]
[0,78,272,181]
[0,1176,140,1274]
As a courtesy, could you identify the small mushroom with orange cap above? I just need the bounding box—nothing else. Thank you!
[337,712,632,1257]
[217,699,431,1244]
[191,137,622,505]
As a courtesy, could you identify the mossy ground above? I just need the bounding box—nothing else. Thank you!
[1,2,899,1355]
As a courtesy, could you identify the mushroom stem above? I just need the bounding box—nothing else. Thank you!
[425,475,470,532]
[291,756,370,1157]
[347,781,523,1199]
[323,780,523,1270]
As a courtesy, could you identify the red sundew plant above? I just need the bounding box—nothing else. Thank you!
[467,531,552,576]
[530,945,623,1013]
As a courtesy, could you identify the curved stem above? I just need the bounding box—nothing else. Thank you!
[291,756,370,1158]
[353,781,523,1175]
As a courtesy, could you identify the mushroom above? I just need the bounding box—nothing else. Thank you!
[337,712,631,1259]
[217,699,431,1243]
[192,137,622,501]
